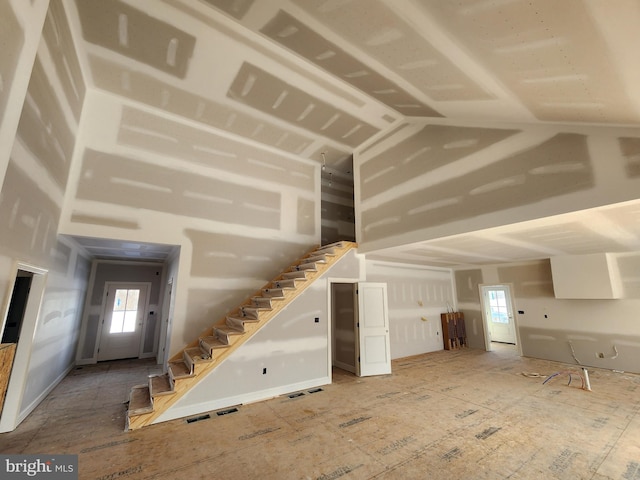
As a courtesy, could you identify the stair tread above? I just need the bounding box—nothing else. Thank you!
[128,385,153,415]
[126,241,356,430]
[169,361,192,379]
[149,374,173,397]
[200,336,229,349]
[185,347,213,362]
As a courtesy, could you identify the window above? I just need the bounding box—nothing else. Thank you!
[488,289,508,324]
[110,289,140,333]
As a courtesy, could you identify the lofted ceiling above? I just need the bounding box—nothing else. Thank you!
[63,0,640,266]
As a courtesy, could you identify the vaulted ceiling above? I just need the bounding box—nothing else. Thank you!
[64,0,640,266]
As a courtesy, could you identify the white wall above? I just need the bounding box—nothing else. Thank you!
[0,0,49,192]
[155,249,363,423]
[355,119,640,253]
[366,260,454,359]
[59,90,322,358]
[0,0,90,431]
[455,254,640,373]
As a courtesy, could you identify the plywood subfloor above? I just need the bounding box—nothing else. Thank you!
[1,346,639,479]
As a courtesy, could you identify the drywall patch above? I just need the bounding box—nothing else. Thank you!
[69,212,140,230]
[227,62,379,147]
[360,133,593,243]
[185,230,309,278]
[360,124,518,201]
[42,0,85,120]
[618,137,640,178]
[76,0,195,78]
[261,10,443,117]
[455,269,483,302]
[118,106,315,191]
[497,261,554,298]
[0,162,61,263]
[297,197,315,235]
[200,0,255,19]
[0,1,24,127]
[77,148,281,229]
[18,57,75,189]
[89,56,313,156]
[293,0,492,102]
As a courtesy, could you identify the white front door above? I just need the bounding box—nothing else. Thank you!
[98,283,149,361]
[482,285,516,344]
[356,283,391,377]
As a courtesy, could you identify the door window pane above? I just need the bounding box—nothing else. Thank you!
[110,289,140,333]
[489,289,509,323]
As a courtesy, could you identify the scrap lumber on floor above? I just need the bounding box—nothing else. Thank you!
[1,345,639,479]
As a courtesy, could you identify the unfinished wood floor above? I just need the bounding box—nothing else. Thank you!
[1,344,639,479]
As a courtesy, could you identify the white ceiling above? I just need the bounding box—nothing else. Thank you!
[64,0,640,266]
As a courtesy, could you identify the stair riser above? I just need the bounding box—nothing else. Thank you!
[127,242,355,430]
[251,298,273,309]
[240,307,261,319]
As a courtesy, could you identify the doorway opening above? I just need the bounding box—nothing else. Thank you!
[479,284,520,352]
[0,264,48,432]
[331,282,357,374]
[1,270,33,344]
[329,281,391,377]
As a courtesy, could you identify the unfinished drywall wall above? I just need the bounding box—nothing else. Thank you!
[356,120,640,253]
[366,260,454,358]
[154,248,362,423]
[453,269,487,349]
[19,238,90,417]
[0,0,49,190]
[454,256,640,373]
[76,261,165,364]
[0,1,89,431]
[61,90,321,357]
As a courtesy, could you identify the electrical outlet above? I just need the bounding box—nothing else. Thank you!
[263,367,267,374]
[597,352,605,358]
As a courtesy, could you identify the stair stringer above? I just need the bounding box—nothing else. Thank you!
[126,242,359,429]
[151,247,363,424]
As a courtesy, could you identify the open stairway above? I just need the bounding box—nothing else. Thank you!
[126,241,356,430]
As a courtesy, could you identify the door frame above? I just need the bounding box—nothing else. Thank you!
[0,262,48,433]
[327,278,392,378]
[96,281,151,361]
[479,283,522,354]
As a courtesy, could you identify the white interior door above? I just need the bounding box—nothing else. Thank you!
[482,285,516,344]
[356,282,391,377]
[98,283,149,361]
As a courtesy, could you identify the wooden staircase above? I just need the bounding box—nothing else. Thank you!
[126,241,356,430]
